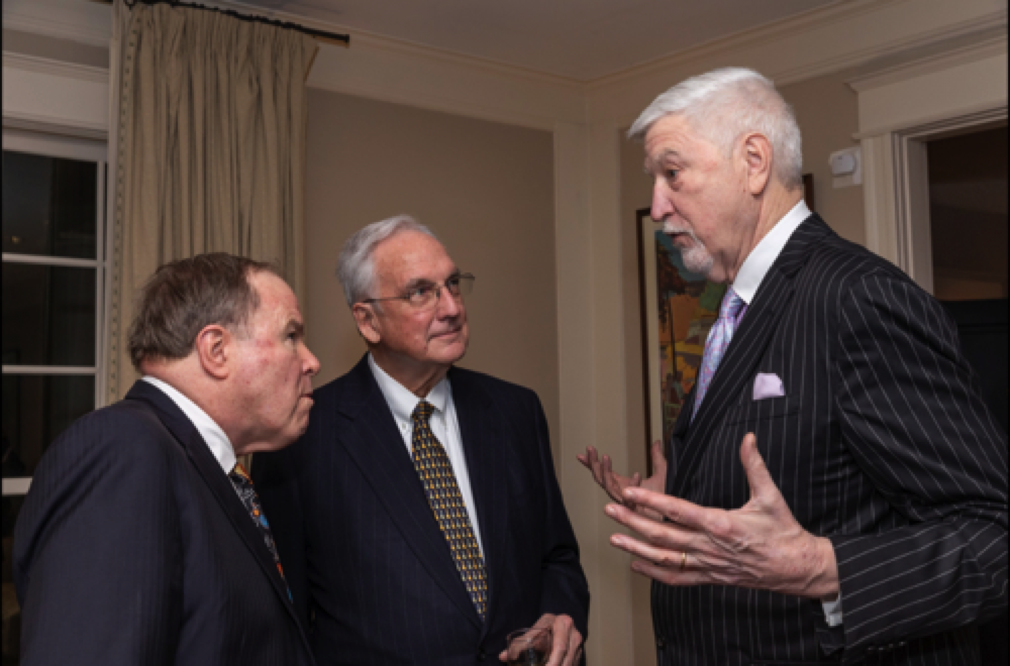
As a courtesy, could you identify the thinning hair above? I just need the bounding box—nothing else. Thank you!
[628,67,803,189]
[127,253,280,371]
[336,214,438,307]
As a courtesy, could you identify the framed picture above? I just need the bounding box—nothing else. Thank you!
[637,209,726,461]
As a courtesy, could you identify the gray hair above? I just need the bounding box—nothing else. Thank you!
[628,67,803,189]
[336,214,438,307]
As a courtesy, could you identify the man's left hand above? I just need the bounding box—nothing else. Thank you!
[498,613,583,666]
[606,433,840,600]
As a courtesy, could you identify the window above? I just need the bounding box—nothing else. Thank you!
[2,129,108,661]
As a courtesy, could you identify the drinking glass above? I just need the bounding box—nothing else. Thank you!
[506,626,552,666]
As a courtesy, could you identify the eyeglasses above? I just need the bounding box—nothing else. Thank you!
[360,273,475,311]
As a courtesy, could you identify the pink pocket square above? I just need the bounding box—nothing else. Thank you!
[753,373,785,401]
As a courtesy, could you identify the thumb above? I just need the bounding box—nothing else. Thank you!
[739,433,777,503]
[650,439,667,468]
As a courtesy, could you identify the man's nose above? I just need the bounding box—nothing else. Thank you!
[302,345,321,376]
[435,286,462,318]
[651,181,675,222]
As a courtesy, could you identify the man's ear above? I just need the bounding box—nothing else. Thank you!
[742,132,774,196]
[194,324,231,379]
[352,303,382,345]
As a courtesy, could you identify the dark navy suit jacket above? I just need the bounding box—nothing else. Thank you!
[14,381,314,666]
[254,356,590,665]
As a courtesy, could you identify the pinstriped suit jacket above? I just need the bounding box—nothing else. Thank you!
[253,357,589,665]
[653,215,1008,665]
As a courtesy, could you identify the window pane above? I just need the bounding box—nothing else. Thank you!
[2,264,96,367]
[2,150,98,259]
[2,375,95,479]
[2,494,25,663]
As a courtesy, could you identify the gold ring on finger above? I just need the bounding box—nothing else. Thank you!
[680,551,688,571]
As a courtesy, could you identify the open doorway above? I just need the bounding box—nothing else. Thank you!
[927,125,1008,301]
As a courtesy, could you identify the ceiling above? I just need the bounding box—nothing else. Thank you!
[234,0,842,81]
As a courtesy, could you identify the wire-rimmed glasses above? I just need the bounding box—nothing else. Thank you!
[359,273,474,312]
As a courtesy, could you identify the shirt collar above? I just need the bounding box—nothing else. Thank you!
[142,375,237,474]
[368,353,450,423]
[731,199,811,305]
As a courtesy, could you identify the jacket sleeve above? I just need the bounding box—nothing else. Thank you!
[13,408,181,666]
[828,270,1008,655]
[531,395,591,640]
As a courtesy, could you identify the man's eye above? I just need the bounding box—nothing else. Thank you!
[666,169,679,180]
[408,286,434,301]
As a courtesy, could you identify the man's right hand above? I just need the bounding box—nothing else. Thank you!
[577,440,668,520]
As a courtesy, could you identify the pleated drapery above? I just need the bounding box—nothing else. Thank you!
[106,0,318,401]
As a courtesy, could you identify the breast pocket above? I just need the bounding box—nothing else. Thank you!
[726,396,801,425]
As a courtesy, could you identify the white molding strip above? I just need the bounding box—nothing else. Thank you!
[2,366,98,375]
[3,52,110,135]
[2,478,32,496]
[1,253,102,268]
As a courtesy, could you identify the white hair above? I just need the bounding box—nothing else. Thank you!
[336,214,437,307]
[628,67,803,189]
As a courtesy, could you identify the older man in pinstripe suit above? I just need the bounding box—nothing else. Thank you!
[581,68,1007,664]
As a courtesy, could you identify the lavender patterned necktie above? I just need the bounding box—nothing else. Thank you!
[693,288,747,420]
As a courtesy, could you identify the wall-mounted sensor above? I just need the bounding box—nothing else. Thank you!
[829,147,862,187]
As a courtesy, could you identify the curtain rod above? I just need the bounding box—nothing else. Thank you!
[93,0,351,47]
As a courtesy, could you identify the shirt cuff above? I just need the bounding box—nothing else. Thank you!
[821,591,843,627]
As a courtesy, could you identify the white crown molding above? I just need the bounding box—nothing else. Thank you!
[847,31,1007,92]
[2,51,109,84]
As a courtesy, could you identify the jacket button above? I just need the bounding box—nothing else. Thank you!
[656,637,666,648]
[477,649,486,661]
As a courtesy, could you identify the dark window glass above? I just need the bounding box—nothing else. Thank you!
[2,264,96,367]
[2,150,98,259]
[1,494,25,663]
[2,374,94,478]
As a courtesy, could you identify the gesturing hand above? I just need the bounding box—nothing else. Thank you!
[605,434,840,600]
[498,613,583,666]
[577,440,667,520]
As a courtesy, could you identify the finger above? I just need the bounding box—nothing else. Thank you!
[631,472,642,486]
[630,556,705,587]
[605,502,695,550]
[563,630,582,666]
[738,433,778,504]
[610,532,687,568]
[650,439,667,468]
[546,616,571,666]
[622,487,709,531]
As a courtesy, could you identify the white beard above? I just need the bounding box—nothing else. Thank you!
[663,224,714,277]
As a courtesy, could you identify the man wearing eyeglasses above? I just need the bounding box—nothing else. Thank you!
[253,215,590,666]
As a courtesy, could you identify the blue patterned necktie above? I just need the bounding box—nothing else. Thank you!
[693,288,747,420]
[411,401,488,621]
[229,462,292,601]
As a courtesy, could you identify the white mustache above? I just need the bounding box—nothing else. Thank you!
[663,223,702,245]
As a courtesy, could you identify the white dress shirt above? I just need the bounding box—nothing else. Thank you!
[142,375,237,475]
[728,199,843,626]
[732,199,810,306]
[368,354,484,554]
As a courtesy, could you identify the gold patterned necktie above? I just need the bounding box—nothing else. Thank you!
[411,400,488,621]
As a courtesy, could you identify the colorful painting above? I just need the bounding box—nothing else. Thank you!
[637,209,726,450]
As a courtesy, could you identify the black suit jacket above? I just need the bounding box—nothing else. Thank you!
[253,356,590,665]
[653,215,1008,665]
[13,381,314,666]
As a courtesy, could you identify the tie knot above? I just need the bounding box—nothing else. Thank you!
[412,400,435,424]
[719,288,745,321]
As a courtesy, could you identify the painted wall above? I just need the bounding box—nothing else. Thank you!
[302,89,561,453]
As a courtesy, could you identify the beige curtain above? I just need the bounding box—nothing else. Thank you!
[105,0,318,401]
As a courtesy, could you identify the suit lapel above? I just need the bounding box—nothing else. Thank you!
[123,381,309,650]
[335,358,483,629]
[671,215,832,497]
[449,368,508,637]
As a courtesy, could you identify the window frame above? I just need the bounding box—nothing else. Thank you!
[2,128,109,497]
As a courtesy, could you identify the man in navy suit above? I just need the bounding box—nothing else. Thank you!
[254,216,589,665]
[14,254,320,665]
[582,68,1006,664]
